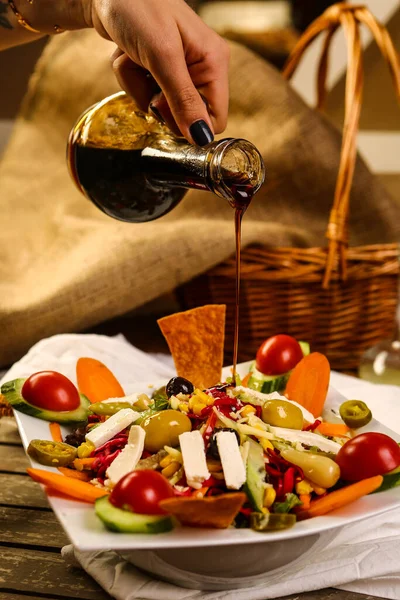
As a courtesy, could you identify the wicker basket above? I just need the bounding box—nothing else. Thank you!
[179,3,400,372]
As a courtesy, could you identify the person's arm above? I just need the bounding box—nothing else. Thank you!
[0,0,229,146]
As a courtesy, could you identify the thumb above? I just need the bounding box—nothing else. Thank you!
[149,49,214,146]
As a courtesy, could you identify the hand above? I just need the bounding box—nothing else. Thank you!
[85,0,230,145]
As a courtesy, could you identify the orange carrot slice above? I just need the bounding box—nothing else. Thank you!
[73,457,96,471]
[49,422,63,443]
[299,493,311,510]
[76,357,125,404]
[57,467,91,482]
[27,468,108,503]
[285,352,330,418]
[296,475,383,521]
[241,373,251,388]
[316,422,350,437]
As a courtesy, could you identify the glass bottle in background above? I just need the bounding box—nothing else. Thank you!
[359,283,400,385]
[67,92,265,223]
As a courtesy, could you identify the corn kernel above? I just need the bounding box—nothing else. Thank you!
[179,402,189,413]
[263,486,276,508]
[188,396,195,410]
[192,402,206,416]
[77,441,95,458]
[260,438,274,451]
[159,455,173,469]
[311,483,326,496]
[194,389,212,404]
[161,461,181,478]
[241,405,256,417]
[261,507,270,514]
[205,396,215,406]
[295,479,313,495]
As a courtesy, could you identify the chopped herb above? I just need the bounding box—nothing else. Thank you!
[151,386,169,411]
[273,492,302,513]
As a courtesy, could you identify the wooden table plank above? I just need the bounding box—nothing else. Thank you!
[0,474,49,509]
[0,445,28,474]
[0,547,111,600]
[0,419,21,445]
[0,506,68,548]
[0,594,63,600]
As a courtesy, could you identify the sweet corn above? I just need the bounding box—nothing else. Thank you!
[159,455,173,469]
[179,402,189,413]
[261,507,270,515]
[194,389,211,404]
[161,461,181,478]
[77,441,95,458]
[295,479,314,495]
[205,396,215,406]
[263,486,276,508]
[260,438,274,451]
[311,483,327,496]
[241,404,256,417]
[192,402,206,416]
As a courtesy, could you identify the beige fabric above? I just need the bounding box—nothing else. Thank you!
[0,30,399,367]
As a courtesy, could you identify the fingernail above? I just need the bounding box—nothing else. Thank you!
[149,104,165,124]
[189,120,214,146]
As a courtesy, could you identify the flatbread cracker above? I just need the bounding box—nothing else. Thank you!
[159,492,246,529]
[157,305,226,389]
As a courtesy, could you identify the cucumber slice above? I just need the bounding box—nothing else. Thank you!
[95,496,174,534]
[1,378,89,425]
[243,438,266,512]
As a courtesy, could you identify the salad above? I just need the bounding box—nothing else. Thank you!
[2,305,400,535]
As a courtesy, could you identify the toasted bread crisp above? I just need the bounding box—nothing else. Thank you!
[159,492,246,529]
[157,305,226,389]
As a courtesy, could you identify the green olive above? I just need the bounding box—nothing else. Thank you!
[141,409,192,453]
[262,400,304,430]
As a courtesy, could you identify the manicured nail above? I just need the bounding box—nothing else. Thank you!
[149,104,165,124]
[189,120,214,146]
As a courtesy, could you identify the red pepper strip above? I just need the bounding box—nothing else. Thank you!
[275,477,283,498]
[202,475,225,488]
[202,411,217,446]
[304,419,321,432]
[239,507,253,517]
[173,487,192,497]
[282,467,296,496]
[93,435,128,455]
[94,448,122,478]
[255,406,262,419]
[264,465,283,478]
[141,450,152,459]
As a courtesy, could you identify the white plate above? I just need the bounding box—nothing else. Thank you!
[4,335,400,579]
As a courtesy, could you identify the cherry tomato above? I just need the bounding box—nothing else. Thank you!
[336,432,400,482]
[22,371,81,412]
[256,335,303,375]
[110,470,175,515]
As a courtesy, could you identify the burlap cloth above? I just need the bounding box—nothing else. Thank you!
[1,30,399,367]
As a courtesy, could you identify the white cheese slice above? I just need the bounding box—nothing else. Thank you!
[85,408,140,448]
[106,425,146,486]
[216,431,246,490]
[269,427,341,454]
[179,430,210,489]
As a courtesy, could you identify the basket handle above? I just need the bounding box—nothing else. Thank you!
[282,2,400,288]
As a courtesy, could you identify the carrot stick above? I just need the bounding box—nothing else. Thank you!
[296,475,383,521]
[49,422,63,443]
[285,352,330,418]
[241,373,251,388]
[57,467,91,482]
[316,422,350,437]
[299,493,311,510]
[27,468,108,503]
[76,357,125,404]
[73,457,96,471]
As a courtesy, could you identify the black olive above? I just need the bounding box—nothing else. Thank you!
[166,376,194,398]
[64,426,87,448]
[208,427,241,460]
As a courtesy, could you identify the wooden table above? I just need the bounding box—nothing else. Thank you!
[0,318,385,600]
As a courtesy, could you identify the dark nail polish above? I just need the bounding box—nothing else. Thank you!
[189,120,214,146]
[149,104,165,124]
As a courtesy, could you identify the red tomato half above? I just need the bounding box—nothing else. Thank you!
[110,470,175,515]
[336,432,400,482]
[22,371,81,412]
[256,334,303,375]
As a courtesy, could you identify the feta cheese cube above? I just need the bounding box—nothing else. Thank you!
[179,430,210,489]
[106,425,146,486]
[216,431,246,490]
[85,408,140,448]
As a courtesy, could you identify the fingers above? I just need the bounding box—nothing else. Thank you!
[147,37,215,145]
[111,50,159,113]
